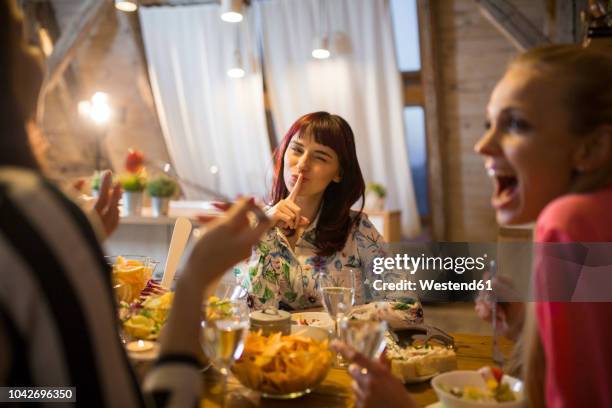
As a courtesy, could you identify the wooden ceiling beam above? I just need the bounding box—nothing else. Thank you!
[43,0,111,93]
[475,0,551,51]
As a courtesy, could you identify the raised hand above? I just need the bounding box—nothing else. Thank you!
[93,170,122,237]
[266,173,309,229]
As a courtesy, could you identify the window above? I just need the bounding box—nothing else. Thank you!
[390,0,430,220]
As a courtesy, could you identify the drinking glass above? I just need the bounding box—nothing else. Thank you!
[338,319,387,359]
[318,269,356,332]
[200,299,249,406]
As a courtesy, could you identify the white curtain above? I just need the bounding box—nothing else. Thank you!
[139,5,271,199]
[256,0,421,237]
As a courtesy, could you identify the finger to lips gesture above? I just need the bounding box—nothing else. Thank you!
[267,173,309,229]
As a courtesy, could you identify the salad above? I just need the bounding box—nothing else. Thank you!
[443,366,516,402]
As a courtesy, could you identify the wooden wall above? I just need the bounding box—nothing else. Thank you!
[433,0,545,242]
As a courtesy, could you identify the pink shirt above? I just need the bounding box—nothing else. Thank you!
[535,184,612,408]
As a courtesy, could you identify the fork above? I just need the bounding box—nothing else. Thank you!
[490,260,505,367]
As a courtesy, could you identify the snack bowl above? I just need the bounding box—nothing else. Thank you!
[431,370,526,408]
[231,326,332,399]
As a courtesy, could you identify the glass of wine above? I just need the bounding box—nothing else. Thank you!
[200,299,249,406]
[338,319,387,359]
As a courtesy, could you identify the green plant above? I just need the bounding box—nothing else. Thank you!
[119,173,147,192]
[366,182,387,198]
[91,171,102,191]
[146,175,177,198]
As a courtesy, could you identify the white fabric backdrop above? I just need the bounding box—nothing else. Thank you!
[139,5,271,199]
[256,0,421,237]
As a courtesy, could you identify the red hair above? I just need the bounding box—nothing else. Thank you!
[270,112,365,257]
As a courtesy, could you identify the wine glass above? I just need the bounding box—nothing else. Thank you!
[200,299,249,406]
[338,319,387,359]
[318,269,356,332]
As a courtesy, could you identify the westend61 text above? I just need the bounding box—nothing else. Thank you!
[373,279,493,292]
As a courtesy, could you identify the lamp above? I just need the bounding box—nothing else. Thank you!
[311,35,331,59]
[115,0,138,12]
[79,92,112,169]
[227,50,245,78]
[220,0,244,23]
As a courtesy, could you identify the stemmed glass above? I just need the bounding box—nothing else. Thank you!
[318,269,356,366]
[200,299,249,407]
[338,319,388,359]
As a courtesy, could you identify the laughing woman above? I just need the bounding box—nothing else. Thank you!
[244,112,403,310]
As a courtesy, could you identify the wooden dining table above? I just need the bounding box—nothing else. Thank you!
[199,333,514,408]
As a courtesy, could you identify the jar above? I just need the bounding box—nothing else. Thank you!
[250,307,291,336]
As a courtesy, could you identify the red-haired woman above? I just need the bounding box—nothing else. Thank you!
[245,112,399,310]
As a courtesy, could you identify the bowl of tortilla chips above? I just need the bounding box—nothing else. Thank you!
[231,327,332,399]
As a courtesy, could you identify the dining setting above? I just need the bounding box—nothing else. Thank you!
[109,246,523,407]
[2,0,612,407]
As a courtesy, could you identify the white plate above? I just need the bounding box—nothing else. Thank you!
[425,403,443,408]
[291,312,333,331]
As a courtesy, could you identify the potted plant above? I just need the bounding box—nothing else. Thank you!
[119,173,146,216]
[146,175,177,217]
[365,182,386,212]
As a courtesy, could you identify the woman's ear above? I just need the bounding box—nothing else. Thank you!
[573,125,612,173]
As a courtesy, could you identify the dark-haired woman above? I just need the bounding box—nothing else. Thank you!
[244,112,400,310]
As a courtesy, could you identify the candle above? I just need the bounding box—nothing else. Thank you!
[126,339,154,352]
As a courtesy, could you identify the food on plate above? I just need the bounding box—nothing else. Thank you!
[123,292,174,340]
[290,312,333,331]
[111,256,156,303]
[385,331,457,381]
[350,300,424,329]
[231,330,332,396]
[441,367,517,402]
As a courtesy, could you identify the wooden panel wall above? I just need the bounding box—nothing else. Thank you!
[434,0,545,242]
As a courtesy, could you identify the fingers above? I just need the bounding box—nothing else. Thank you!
[333,341,379,374]
[287,173,303,201]
[94,170,112,211]
[379,349,391,370]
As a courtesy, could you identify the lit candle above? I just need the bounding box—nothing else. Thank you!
[126,339,154,352]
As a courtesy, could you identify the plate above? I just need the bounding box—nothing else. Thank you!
[291,312,333,331]
[425,402,443,408]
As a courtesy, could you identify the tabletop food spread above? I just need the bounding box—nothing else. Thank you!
[114,255,524,408]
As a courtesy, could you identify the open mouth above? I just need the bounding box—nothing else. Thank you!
[487,168,518,208]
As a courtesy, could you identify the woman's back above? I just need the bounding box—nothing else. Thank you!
[0,167,144,407]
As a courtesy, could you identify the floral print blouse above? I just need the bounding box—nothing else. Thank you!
[235,211,403,310]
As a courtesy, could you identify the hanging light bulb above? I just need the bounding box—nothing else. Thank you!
[227,50,245,78]
[220,0,244,23]
[311,35,331,59]
[115,0,138,12]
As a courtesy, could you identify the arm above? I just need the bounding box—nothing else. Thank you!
[144,199,271,406]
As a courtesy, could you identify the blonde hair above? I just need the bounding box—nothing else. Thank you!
[508,46,612,406]
[509,45,612,193]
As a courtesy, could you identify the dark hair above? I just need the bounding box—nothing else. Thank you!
[270,112,365,257]
[0,0,40,169]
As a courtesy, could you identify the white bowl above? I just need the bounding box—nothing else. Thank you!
[291,312,334,332]
[431,370,526,408]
